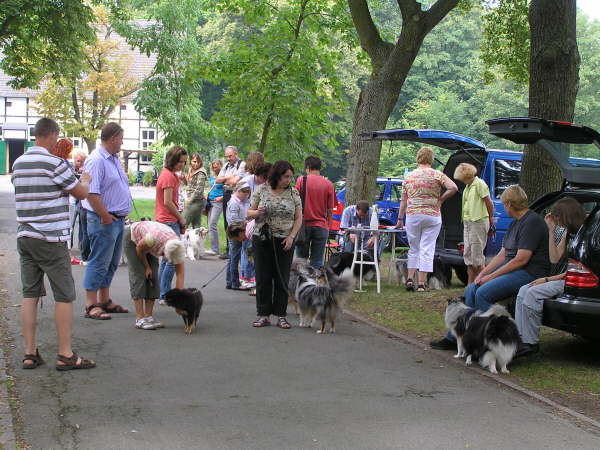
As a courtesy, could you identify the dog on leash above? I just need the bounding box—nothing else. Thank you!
[183,227,208,260]
[395,258,450,290]
[163,288,204,334]
[288,259,322,314]
[295,267,354,334]
[445,298,520,374]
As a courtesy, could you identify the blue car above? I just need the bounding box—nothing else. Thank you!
[333,177,407,249]
[360,128,522,284]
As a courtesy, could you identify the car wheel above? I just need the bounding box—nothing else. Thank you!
[453,265,468,286]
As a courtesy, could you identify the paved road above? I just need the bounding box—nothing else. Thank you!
[1,175,600,449]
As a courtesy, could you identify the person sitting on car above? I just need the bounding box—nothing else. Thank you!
[396,147,458,292]
[453,163,495,285]
[340,200,375,253]
[431,185,550,351]
[514,197,586,358]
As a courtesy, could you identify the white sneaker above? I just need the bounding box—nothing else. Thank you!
[204,250,217,256]
[146,316,164,328]
[241,280,256,288]
[135,318,157,330]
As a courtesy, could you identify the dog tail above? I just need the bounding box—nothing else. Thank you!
[330,268,354,303]
[480,304,511,318]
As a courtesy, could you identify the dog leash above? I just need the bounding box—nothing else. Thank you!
[200,247,243,289]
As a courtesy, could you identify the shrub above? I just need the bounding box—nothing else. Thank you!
[128,170,136,185]
[142,170,154,186]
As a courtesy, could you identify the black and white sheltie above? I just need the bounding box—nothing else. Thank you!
[291,262,354,333]
[445,298,520,374]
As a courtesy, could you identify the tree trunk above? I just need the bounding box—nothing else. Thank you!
[344,0,458,207]
[346,77,403,205]
[84,137,97,153]
[520,0,579,202]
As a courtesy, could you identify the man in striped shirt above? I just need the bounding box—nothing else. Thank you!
[12,117,96,371]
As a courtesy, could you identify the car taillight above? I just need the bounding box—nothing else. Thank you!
[457,242,464,253]
[565,258,599,288]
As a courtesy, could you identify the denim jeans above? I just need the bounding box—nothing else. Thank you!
[295,225,329,268]
[445,269,535,342]
[208,201,223,253]
[226,238,243,288]
[83,211,125,291]
[241,239,255,280]
[159,222,181,298]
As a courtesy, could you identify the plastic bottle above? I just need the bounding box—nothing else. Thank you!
[403,167,409,179]
[370,204,379,229]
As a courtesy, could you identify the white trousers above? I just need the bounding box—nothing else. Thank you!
[405,214,442,273]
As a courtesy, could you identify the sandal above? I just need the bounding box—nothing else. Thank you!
[405,278,415,292]
[417,284,429,292]
[277,317,291,329]
[22,349,44,370]
[252,317,271,327]
[56,351,96,371]
[100,299,129,313]
[84,304,111,320]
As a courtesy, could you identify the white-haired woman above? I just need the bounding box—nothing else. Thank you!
[124,221,186,330]
[396,147,458,291]
[454,163,495,284]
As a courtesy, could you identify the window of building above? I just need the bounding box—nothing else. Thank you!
[29,127,35,141]
[141,129,156,150]
[120,104,127,110]
[6,101,12,107]
[72,138,80,147]
[140,153,152,163]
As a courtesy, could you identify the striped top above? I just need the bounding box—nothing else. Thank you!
[11,146,79,242]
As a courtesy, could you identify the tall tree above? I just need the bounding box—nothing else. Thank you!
[0,0,95,88]
[203,0,350,163]
[116,0,214,153]
[521,0,580,201]
[33,7,138,152]
[344,0,461,206]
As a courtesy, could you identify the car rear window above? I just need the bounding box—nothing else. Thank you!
[375,183,386,201]
[390,184,402,203]
[494,159,522,198]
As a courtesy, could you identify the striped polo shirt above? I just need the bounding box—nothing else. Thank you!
[11,146,79,242]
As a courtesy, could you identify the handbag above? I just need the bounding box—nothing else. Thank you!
[294,175,308,246]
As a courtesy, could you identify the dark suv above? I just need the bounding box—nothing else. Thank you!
[487,117,600,340]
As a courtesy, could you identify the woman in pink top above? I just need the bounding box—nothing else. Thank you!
[396,147,457,291]
[155,146,188,299]
[124,221,186,330]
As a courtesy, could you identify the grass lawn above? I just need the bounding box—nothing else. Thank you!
[346,258,600,421]
[130,199,228,253]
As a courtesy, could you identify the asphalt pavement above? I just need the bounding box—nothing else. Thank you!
[1,175,600,449]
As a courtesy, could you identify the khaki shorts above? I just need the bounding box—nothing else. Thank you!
[463,221,489,267]
[17,237,76,303]
[123,226,160,300]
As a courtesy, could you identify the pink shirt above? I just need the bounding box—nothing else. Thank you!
[404,168,444,216]
[155,168,180,223]
[130,221,178,257]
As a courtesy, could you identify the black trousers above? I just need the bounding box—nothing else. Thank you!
[253,235,294,317]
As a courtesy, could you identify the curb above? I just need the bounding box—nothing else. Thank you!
[343,308,600,433]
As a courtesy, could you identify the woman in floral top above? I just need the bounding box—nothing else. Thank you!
[183,153,208,228]
[247,160,302,329]
[396,146,457,292]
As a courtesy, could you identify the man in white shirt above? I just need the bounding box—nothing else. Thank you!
[215,145,246,257]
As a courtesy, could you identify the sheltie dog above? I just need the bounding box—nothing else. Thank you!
[445,298,520,374]
[294,267,354,334]
[183,227,208,260]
